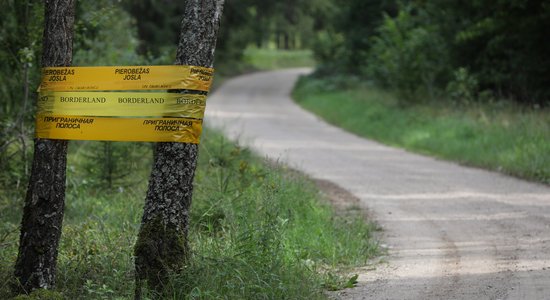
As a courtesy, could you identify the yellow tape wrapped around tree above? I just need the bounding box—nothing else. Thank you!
[35,65,213,143]
[37,91,206,119]
[35,115,203,143]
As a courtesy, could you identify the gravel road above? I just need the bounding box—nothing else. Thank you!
[205,69,550,300]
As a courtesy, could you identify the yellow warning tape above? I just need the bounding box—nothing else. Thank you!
[35,114,202,143]
[37,91,206,119]
[39,65,213,92]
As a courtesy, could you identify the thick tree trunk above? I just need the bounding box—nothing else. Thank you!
[13,0,75,293]
[134,0,225,297]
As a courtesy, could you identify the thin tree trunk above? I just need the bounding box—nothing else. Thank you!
[284,32,290,50]
[13,0,75,294]
[134,0,225,297]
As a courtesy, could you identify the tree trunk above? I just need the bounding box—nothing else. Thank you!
[134,0,225,297]
[284,32,290,50]
[13,0,75,294]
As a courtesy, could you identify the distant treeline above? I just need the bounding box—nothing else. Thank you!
[311,0,550,105]
[1,1,548,185]
[122,0,333,65]
[199,0,550,105]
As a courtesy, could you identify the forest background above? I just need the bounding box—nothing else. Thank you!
[2,0,549,189]
[0,0,549,298]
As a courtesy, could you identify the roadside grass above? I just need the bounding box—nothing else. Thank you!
[293,76,550,184]
[0,129,378,299]
[243,47,315,70]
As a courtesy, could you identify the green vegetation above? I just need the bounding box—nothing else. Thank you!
[12,289,63,300]
[243,47,315,70]
[211,48,315,92]
[1,2,377,298]
[0,130,378,299]
[3,0,548,297]
[314,0,550,105]
[293,76,550,184]
[213,0,333,66]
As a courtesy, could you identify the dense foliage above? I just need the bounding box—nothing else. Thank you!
[120,0,544,104]
[0,0,43,189]
[314,0,550,105]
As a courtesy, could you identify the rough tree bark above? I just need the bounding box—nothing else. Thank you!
[134,0,225,297]
[13,0,75,293]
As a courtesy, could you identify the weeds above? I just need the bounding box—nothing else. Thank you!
[0,129,378,299]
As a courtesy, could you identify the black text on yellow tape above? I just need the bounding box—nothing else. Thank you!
[35,115,203,143]
[39,65,213,92]
[37,91,206,119]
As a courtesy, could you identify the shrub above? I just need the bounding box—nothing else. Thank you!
[365,6,450,102]
[446,67,479,104]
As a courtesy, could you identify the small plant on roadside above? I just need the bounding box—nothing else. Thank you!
[446,67,479,104]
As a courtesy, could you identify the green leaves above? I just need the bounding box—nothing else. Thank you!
[313,0,550,105]
[366,6,450,102]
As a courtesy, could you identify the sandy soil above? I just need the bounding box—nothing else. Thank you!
[205,69,550,300]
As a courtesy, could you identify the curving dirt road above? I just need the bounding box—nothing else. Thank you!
[205,69,550,300]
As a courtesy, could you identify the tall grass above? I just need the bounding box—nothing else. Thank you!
[293,76,550,184]
[0,129,378,299]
